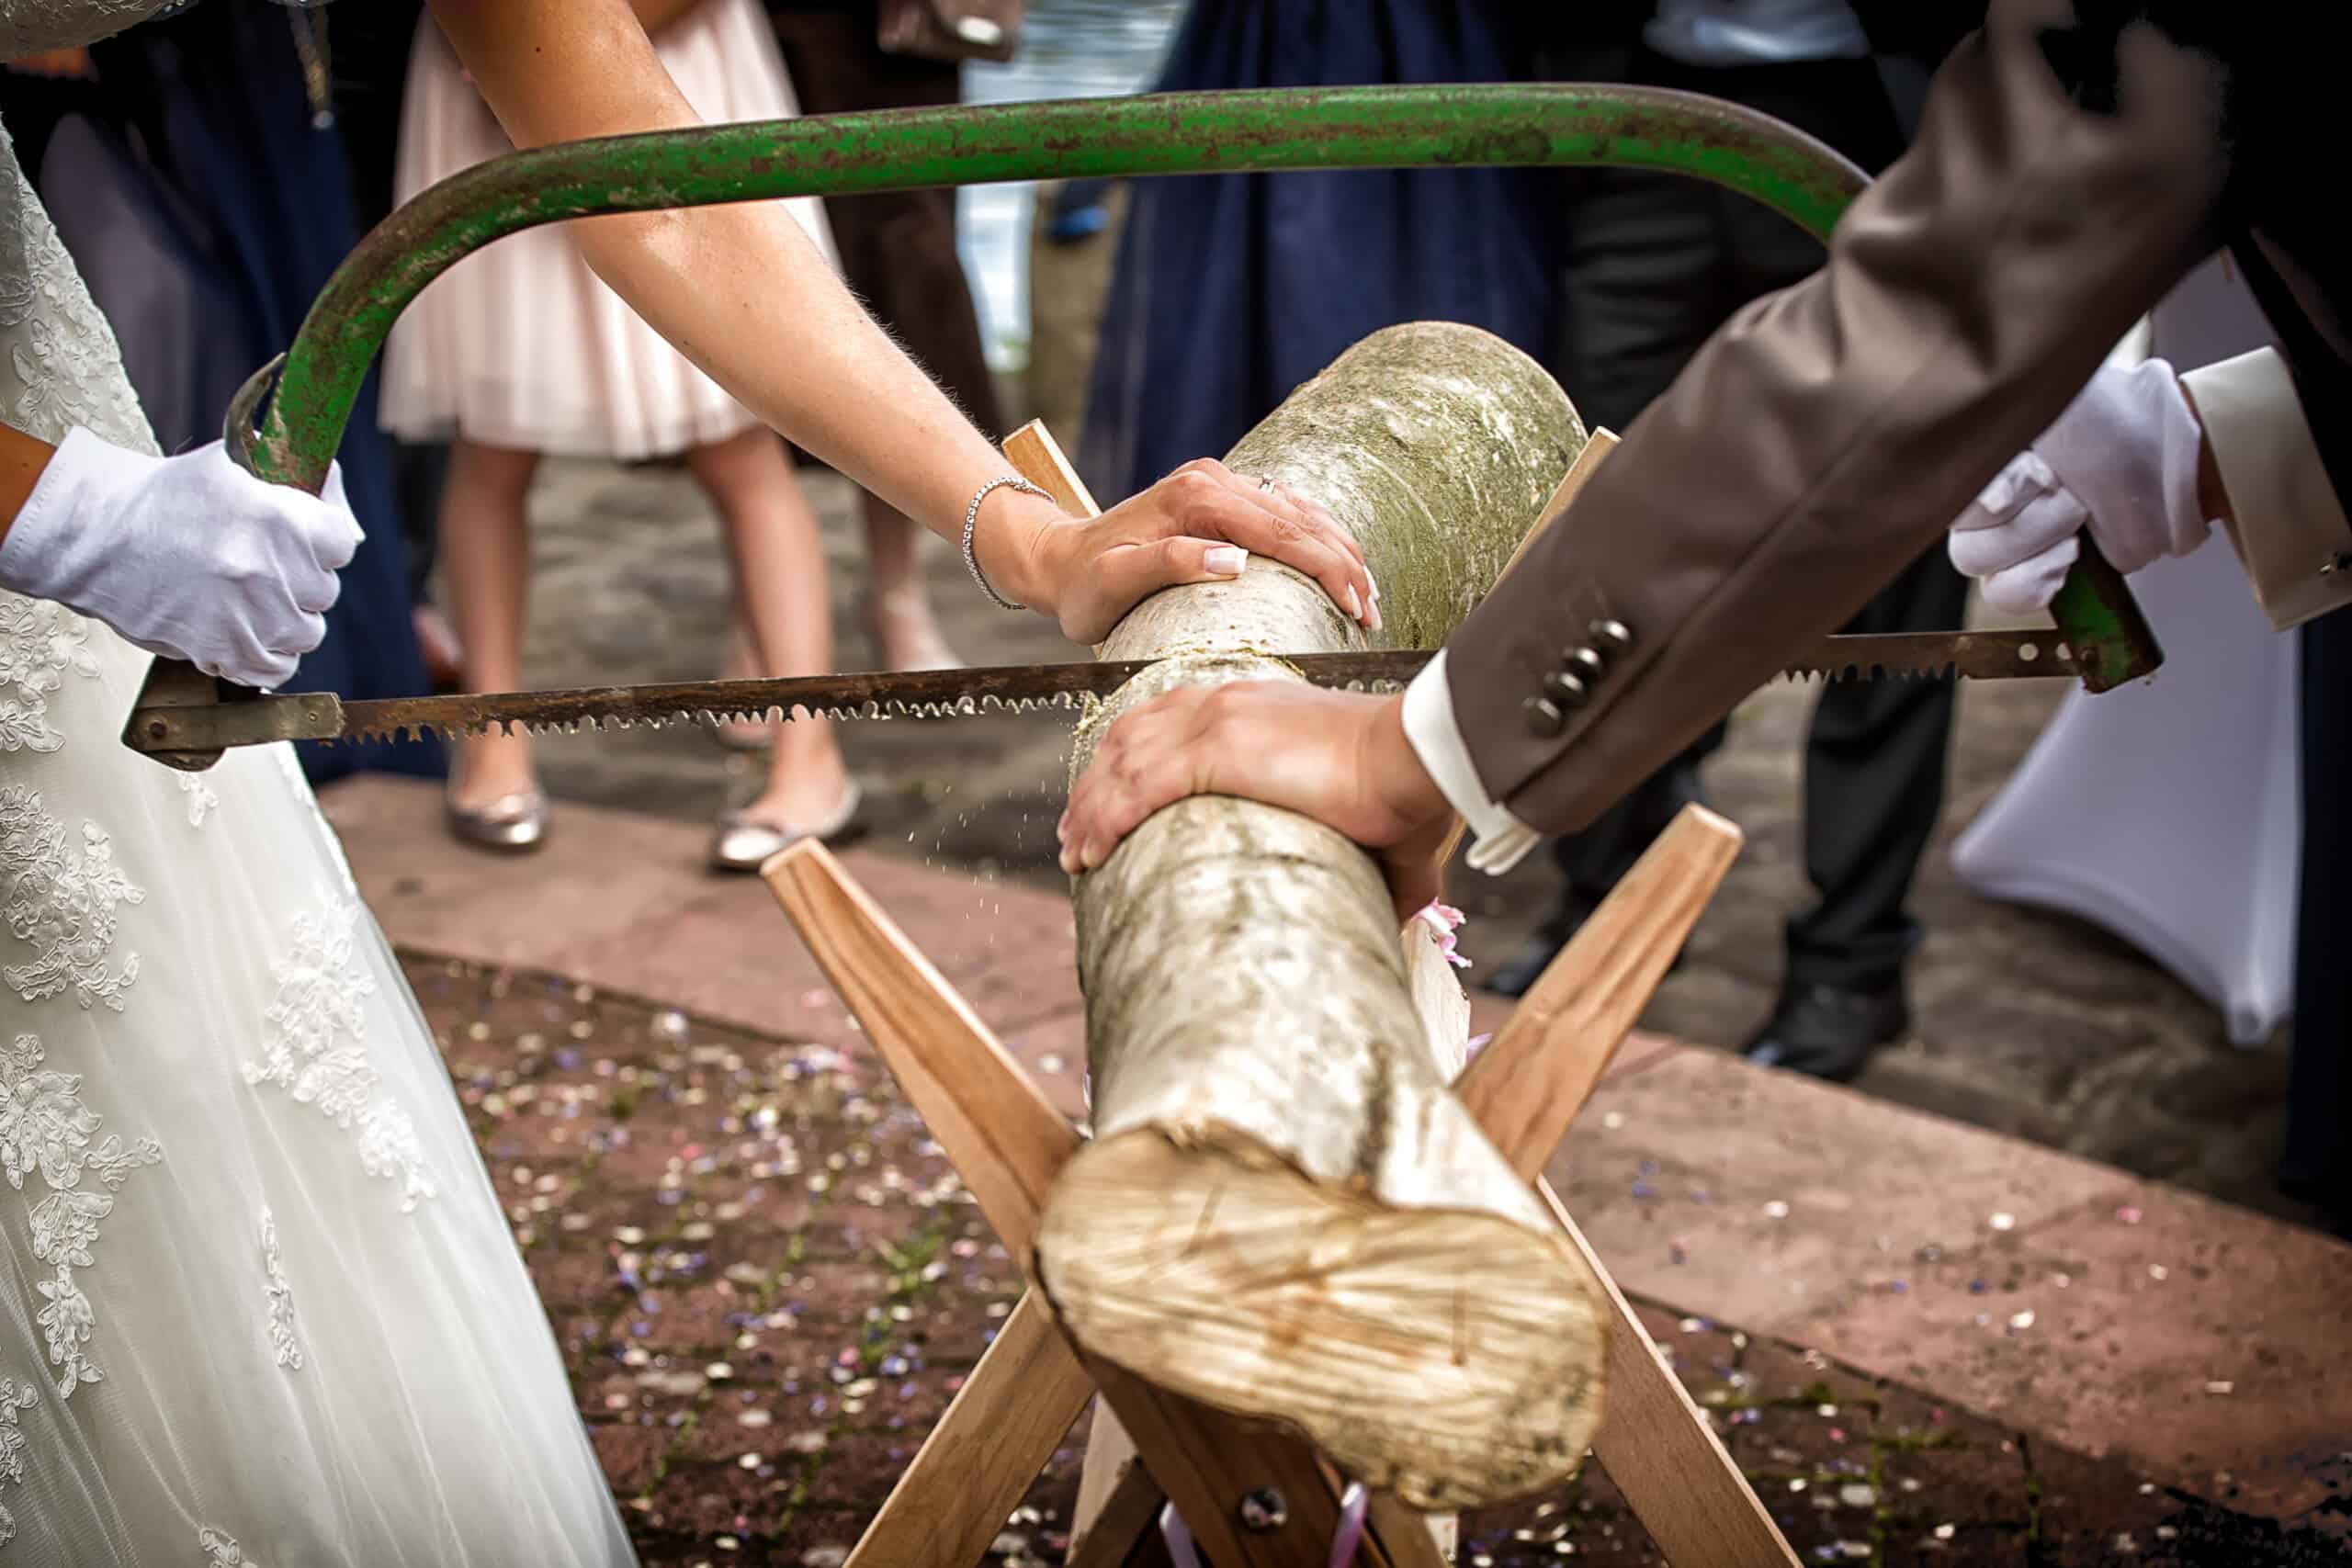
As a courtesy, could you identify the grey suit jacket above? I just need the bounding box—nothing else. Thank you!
[1446,1,2336,833]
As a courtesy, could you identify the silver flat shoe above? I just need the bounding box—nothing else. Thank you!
[445,789,548,853]
[708,783,863,874]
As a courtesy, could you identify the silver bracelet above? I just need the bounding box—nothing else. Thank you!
[962,476,1053,611]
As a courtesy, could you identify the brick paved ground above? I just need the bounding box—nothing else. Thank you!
[408,953,2350,1568]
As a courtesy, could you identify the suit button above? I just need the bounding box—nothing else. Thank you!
[1564,646,1607,682]
[1589,618,1633,652]
[1542,671,1589,709]
[1524,697,1566,738]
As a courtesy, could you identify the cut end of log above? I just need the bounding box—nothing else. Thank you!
[1036,1126,1607,1512]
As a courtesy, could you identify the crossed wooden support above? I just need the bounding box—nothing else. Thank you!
[762,800,1793,1568]
[752,414,1793,1566]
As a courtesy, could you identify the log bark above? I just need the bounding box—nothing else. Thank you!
[1035,322,1603,1512]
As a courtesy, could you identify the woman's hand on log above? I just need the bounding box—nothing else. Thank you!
[1000,459,1379,645]
[1058,682,1453,922]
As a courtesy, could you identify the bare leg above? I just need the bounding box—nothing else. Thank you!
[862,492,963,670]
[439,437,544,807]
[685,427,854,827]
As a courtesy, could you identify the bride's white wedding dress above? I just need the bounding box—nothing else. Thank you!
[0,4,635,1562]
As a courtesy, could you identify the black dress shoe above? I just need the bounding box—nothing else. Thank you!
[1741,981,1910,1082]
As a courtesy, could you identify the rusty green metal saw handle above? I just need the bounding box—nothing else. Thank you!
[157,83,2153,765]
[2047,533,2160,693]
[248,84,1873,484]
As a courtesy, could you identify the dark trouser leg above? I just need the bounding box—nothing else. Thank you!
[395,438,448,603]
[1782,547,1973,991]
[2285,604,2352,1233]
[1546,721,1726,924]
[1537,164,1751,920]
[1504,56,1910,986]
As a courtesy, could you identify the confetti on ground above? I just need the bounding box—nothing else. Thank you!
[403,953,2285,1566]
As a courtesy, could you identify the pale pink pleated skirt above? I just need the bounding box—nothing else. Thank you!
[379,0,837,460]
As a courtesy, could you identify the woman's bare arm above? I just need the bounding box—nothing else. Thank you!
[421,0,1375,642]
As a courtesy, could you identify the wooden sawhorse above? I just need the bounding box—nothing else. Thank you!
[760,795,1793,1567]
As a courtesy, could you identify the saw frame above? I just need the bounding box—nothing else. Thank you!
[119,83,2160,773]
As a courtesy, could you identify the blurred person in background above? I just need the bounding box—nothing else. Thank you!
[766,0,1017,676]
[1078,0,1555,505]
[1,5,447,784]
[330,0,467,694]
[382,0,862,869]
[1487,2,1984,1087]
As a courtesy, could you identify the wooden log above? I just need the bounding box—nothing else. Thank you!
[1035,322,1604,1512]
[765,841,1447,1568]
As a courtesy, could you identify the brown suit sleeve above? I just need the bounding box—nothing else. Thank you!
[1445,0,2234,834]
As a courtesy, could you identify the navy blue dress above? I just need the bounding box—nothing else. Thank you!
[60,5,445,784]
[1078,0,1555,503]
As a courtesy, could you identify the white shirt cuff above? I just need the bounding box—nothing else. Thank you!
[1401,650,1542,874]
[2182,347,2352,632]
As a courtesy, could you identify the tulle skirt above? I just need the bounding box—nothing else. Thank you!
[379,0,836,460]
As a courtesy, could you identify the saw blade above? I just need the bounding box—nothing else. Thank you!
[125,651,1438,755]
[1781,629,2078,683]
[332,650,1434,745]
[124,630,2082,760]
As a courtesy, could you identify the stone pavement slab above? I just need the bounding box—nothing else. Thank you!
[328,774,2352,1540]
[1555,1045,2352,1522]
[322,773,1085,1050]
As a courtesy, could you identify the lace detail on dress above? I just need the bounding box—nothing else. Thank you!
[0,786,141,1010]
[198,1526,266,1566]
[0,595,98,755]
[176,773,218,828]
[0,1032,162,1398]
[0,1374,36,1547]
[245,898,436,1211]
[257,1206,302,1370]
[0,0,175,58]
[0,121,153,456]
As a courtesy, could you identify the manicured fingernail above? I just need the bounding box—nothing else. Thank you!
[1369,576,1381,602]
[1367,598,1384,633]
[1056,812,1070,841]
[1345,584,1363,619]
[1205,546,1248,577]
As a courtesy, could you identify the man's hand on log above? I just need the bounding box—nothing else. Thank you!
[991,459,1379,645]
[1058,682,1453,922]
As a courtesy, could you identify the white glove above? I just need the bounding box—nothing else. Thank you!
[0,428,360,689]
[1947,357,2214,614]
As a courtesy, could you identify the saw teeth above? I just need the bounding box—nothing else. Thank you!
[1782,661,1951,683]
